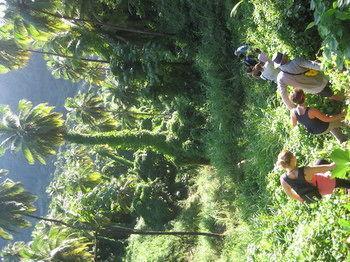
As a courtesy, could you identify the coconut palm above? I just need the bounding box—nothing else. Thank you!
[2,0,170,40]
[42,27,112,84]
[65,91,160,130]
[0,178,36,240]
[1,0,69,46]
[25,214,223,239]
[0,100,209,165]
[0,38,109,73]
[20,0,172,37]
[0,179,221,244]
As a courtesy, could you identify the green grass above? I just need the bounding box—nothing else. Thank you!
[125,166,239,261]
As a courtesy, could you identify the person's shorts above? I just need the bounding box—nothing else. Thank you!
[317,83,334,97]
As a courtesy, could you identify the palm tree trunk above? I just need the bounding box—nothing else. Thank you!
[64,130,176,155]
[24,214,223,238]
[26,49,110,64]
[25,214,81,229]
[24,5,173,37]
[64,131,209,165]
[101,225,223,238]
[107,110,171,119]
[94,231,98,262]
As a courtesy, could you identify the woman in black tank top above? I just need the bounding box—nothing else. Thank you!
[276,150,350,203]
[289,90,347,143]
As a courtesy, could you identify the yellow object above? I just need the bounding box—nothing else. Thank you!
[305,69,319,76]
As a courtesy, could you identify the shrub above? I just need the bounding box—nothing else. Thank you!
[133,150,177,186]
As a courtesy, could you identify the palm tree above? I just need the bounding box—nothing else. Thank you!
[0,100,65,165]
[0,179,222,242]
[1,0,67,38]
[26,214,223,239]
[0,178,36,240]
[20,0,172,37]
[2,0,171,38]
[0,100,209,165]
[67,90,171,129]
[0,38,109,73]
[27,49,109,63]
[65,91,156,130]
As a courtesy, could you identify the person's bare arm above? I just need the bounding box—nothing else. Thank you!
[297,58,321,71]
[304,163,336,181]
[278,83,296,110]
[280,176,304,202]
[290,110,297,127]
[308,108,346,122]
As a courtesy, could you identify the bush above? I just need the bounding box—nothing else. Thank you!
[238,0,321,58]
[133,150,177,186]
[79,177,137,225]
[132,180,178,228]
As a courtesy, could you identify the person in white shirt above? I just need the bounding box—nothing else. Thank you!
[250,53,280,83]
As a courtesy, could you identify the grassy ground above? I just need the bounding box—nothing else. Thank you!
[126,1,350,261]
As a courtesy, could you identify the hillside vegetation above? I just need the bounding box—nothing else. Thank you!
[0,0,349,261]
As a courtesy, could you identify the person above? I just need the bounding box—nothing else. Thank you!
[289,89,347,143]
[243,56,258,67]
[235,44,263,68]
[276,150,350,203]
[251,56,280,83]
[272,52,343,109]
[234,44,250,56]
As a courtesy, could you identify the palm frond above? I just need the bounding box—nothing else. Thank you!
[0,178,36,240]
[0,38,30,72]
[0,100,64,164]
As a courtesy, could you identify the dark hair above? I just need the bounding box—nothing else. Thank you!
[246,66,253,73]
[238,53,245,59]
[290,90,305,105]
[255,71,262,77]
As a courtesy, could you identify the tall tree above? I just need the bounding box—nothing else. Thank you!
[18,0,171,37]
[65,92,115,128]
[26,214,223,239]
[0,179,222,242]
[1,227,94,261]
[0,100,209,165]
[2,0,170,42]
[0,38,109,73]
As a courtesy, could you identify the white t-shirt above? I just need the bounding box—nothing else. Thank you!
[261,61,279,83]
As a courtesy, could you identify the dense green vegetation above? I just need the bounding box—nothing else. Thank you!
[0,0,350,261]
